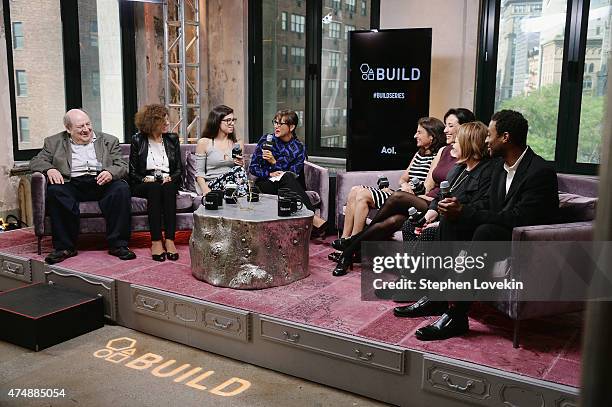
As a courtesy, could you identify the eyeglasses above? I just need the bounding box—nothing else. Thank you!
[272,120,289,127]
[221,118,238,124]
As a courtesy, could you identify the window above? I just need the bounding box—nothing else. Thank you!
[251,0,378,155]
[477,0,607,173]
[329,22,341,39]
[15,70,27,96]
[325,80,338,97]
[291,14,305,33]
[291,79,304,97]
[345,24,355,40]
[90,20,98,47]
[281,12,287,30]
[91,71,100,97]
[345,0,356,14]
[12,22,24,49]
[19,117,29,142]
[328,51,340,68]
[5,0,135,159]
[281,45,288,63]
[291,47,305,65]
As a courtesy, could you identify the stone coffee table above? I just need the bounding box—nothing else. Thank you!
[190,194,314,289]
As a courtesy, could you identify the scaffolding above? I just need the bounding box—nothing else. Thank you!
[163,0,201,143]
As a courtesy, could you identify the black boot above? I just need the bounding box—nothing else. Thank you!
[332,254,354,276]
[393,296,448,318]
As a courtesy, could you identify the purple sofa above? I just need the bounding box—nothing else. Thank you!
[335,170,598,347]
[32,143,330,254]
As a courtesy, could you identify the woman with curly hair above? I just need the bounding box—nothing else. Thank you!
[129,104,183,262]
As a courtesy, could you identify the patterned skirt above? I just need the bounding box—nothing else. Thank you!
[208,166,249,196]
[362,186,392,209]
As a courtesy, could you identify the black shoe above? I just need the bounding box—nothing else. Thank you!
[109,246,136,260]
[414,312,469,341]
[332,254,354,277]
[166,252,179,261]
[393,296,448,318]
[331,237,349,251]
[45,248,78,264]
[331,231,364,251]
[328,251,343,262]
[152,252,166,262]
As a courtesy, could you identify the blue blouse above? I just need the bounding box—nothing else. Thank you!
[249,134,307,179]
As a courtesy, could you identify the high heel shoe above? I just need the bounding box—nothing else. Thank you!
[166,252,179,261]
[152,252,166,262]
[332,254,354,277]
[331,229,366,251]
[328,250,361,263]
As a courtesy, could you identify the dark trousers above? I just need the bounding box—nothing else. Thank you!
[451,223,513,317]
[132,182,178,241]
[46,176,132,250]
[256,173,314,211]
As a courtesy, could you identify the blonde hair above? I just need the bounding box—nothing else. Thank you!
[455,121,488,164]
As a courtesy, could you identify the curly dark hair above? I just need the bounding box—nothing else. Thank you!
[134,104,169,136]
[201,105,237,142]
[417,117,446,155]
[491,109,528,147]
[444,108,476,125]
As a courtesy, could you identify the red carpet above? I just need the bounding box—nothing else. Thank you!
[0,228,582,387]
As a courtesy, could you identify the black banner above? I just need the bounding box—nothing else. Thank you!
[347,28,432,171]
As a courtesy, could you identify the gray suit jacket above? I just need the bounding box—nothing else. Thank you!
[30,131,127,182]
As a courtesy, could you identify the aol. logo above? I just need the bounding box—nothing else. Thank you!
[360,63,375,80]
[381,146,397,154]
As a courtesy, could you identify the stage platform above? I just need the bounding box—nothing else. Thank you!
[0,228,580,406]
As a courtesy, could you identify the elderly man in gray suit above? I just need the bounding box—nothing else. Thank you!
[30,109,136,264]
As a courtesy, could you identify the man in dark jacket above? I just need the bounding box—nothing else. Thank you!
[30,109,136,264]
[413,109,559,341]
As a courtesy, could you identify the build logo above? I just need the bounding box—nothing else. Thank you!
[93,337,251,397]
[359,63,421,81]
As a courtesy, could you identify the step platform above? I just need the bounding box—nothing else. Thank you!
[0,283,104,351]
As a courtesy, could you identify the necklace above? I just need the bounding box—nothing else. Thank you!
[148,139,168,171]
[449,168,470,193]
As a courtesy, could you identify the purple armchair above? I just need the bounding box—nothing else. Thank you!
[32,144,198,255]
[243,143,329,222]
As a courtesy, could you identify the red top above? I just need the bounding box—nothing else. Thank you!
[426,145,456,198]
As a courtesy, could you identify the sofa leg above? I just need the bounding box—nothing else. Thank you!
[37,236,42,255]
[513,320,520,348]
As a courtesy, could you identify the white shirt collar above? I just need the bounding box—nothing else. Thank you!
[503,146,528,173]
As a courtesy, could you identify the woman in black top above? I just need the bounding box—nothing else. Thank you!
[129,104,183,262]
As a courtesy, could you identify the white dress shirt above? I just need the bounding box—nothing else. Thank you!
[503,147,528,194]
[70,132,101,177]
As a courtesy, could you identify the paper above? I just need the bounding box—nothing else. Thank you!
[269,171,285,182]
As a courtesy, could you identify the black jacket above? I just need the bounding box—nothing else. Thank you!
[129,132,183,187]
[461,147,559,230]
[429,159,494,213]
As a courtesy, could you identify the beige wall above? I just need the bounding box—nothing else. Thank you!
[380,0,480,120]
